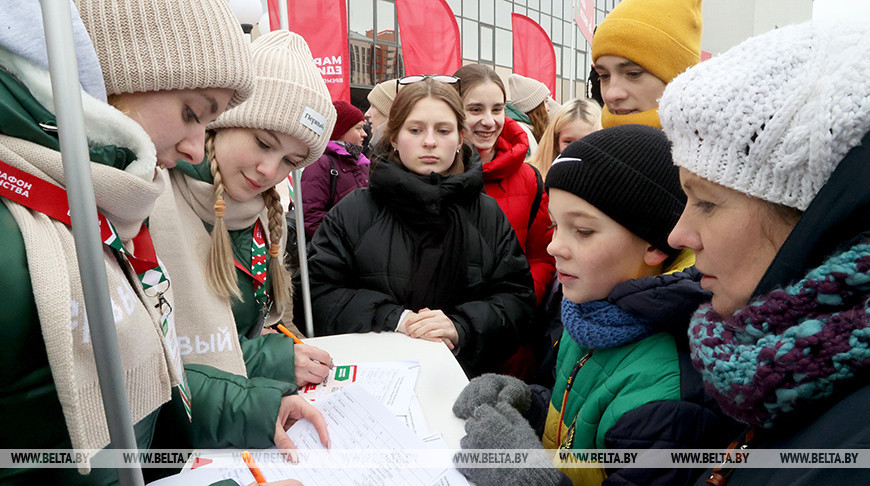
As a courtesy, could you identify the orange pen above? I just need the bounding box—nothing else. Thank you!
[242,450,267,485]
[276,323,303,344]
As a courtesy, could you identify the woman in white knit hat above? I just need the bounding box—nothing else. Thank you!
[148,30,336,456]
[0,0,254,484]
[662,21,870,485]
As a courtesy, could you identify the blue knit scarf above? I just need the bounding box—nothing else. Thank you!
[562,299,654,350]
[690,238,870,428]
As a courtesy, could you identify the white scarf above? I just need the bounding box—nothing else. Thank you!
[0,50,180,469]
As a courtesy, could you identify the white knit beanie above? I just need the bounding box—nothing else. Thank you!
[509,73,550,114]
[660,21,870,211]
[209,31,336,168]
[75,0,254,108]
[367,79,398,118]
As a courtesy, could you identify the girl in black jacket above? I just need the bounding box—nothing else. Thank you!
[307,77,536,377]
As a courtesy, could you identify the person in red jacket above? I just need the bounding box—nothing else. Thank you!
[453,64,556,380]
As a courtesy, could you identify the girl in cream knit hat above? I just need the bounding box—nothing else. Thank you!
[148,30,337,453]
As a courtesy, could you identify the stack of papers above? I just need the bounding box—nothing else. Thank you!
[149,361,468,486]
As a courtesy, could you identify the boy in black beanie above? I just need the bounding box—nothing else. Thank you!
[452,124,736,485]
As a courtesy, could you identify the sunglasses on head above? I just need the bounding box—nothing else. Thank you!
[396,74,461,94]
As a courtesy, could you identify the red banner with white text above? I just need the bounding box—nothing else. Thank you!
[575,0,595,46]
[268,0,350,102]
[395,0,461,76]
[511,13,556,97]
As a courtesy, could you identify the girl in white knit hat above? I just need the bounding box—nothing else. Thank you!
[662,21,870,485]
[148,30,337,457]
[0,0,255,484]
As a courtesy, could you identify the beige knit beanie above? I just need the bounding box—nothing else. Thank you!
[367,79,399,118]
[509,73,550,114]
[75,0,254,108]
[209,31,336,168]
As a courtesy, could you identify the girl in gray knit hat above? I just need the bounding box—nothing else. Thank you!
[662,20,870,485]
[0,0,252,484]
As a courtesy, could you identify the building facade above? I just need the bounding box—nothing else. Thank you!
[345,0,620,107]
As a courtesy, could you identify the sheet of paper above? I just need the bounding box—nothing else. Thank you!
[422,433,470,486]
[299,360,420,415]
[396,394,430,437]
[152,384,446,486]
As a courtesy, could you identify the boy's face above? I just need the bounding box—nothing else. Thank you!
[547,189,659,304]
[593,55,666,115]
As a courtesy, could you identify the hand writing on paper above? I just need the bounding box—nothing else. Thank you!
[294,343,333,386]
[404,308,459,350]
[274,395,330,463]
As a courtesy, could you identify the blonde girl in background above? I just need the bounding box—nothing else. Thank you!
[527,98,602,179]
[148,31,334,452]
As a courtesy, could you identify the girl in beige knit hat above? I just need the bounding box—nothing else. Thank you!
[75,0,255,169]
[148,30,337,455]
[0,0,256,484]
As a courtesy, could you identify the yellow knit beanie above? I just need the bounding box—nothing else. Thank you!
[75,0,254,108]
[592,0,703,84]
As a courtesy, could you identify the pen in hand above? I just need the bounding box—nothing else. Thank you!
[276,323,303,344]
[242,450,267,485]
[276,323,334,372]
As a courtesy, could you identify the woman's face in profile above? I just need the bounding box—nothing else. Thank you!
[668,168,797,316]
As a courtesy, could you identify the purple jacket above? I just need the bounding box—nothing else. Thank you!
[300,141,370,239]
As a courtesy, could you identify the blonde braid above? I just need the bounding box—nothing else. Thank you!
[262,187,292,314]
[205,132,242,300]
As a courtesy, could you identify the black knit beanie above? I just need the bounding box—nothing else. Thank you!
[545,124,686,257]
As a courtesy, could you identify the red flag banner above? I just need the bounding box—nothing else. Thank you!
[395,0,461,76]
[575,0,595,46]
[268,0,350,102]
[511,13,556,96]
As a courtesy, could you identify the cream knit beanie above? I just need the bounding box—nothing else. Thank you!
[75,0,253,108]
[660,21,870,211]
[209,31,336,168]
[367,79,399,118]
[509,73,550,114]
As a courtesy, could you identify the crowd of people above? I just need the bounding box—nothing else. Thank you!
[1,0,869,484]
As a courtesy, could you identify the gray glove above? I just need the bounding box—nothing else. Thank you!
[454,402,563,486]
[453,373,531,419]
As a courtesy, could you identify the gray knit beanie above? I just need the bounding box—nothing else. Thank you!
[367,79,399,118]
[660,21,870,211]
[209,31,336,168]
[75,0,254,108]
[546,124,686,256]
[508,73,550,114]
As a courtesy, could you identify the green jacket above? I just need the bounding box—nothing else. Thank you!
[0,65,165,486]
[147,162,299,464]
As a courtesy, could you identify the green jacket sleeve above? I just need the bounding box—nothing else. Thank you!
[184,363,298,449]
[240,333,296,385]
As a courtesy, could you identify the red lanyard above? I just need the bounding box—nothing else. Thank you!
[0,158,191,419]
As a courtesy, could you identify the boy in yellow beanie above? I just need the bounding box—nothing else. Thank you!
[592,0,702,128]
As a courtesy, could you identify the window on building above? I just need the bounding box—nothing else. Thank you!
[480,25,494,62]
[495,27,511,67]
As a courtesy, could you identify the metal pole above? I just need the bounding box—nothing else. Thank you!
[569,0,577,99]
[276,2,314,337]
[39,1,143,485]
[292,171,314,338]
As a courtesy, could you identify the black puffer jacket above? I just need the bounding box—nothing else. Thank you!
[307,150,536,376]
